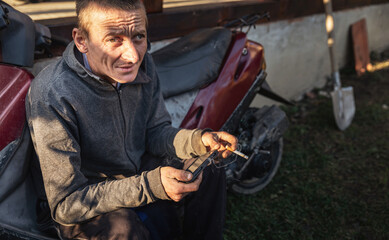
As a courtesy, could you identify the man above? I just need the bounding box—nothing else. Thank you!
[26,0,237,239]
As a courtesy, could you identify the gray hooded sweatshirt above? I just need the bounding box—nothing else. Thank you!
[26,42,207,226]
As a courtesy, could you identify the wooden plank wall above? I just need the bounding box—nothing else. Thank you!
[143,0,163,13]
[146,0,389,41]
[46,0,389,42]
[276,0,388,20]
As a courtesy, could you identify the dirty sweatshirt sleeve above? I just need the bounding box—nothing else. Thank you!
[26,85,169,226]
[144,53,208,159]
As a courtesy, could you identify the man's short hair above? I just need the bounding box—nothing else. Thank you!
[76,0,146,37]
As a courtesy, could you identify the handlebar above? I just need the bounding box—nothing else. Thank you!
[224,12,270,29]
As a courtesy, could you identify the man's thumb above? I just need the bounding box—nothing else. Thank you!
[173,169,193,182]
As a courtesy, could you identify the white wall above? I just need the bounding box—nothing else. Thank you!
[150,3,389,107]
[248,3,389,106]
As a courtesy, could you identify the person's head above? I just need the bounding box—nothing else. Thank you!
[73,0,148,84]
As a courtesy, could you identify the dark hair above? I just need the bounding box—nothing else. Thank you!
[76,0,146,36]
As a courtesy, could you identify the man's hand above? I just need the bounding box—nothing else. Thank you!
[201,131,238,158]
[160,166,203,202]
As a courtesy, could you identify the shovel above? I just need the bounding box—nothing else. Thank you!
[323,0,355,131]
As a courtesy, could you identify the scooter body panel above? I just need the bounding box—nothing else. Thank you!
[180,32,264,130]
[0,64,33,150]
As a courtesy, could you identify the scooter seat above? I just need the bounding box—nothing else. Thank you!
[152,27,232,98]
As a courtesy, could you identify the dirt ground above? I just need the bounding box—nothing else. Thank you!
[308,50,389,147]
[287,48,389,146]
[225,50,389,239]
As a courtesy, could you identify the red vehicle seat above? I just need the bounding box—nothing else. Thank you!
[0,64,33,150]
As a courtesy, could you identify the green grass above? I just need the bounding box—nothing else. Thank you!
[224,69,389,240]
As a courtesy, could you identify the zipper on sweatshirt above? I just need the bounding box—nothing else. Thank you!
[114,84,138,173]
[82,54,139,172]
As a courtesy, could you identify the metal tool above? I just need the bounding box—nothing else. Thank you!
[323,0,356,131]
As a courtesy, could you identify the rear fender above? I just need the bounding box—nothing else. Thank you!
[0,63,33,202]
[180,33,265,130]
[0,64,33,150]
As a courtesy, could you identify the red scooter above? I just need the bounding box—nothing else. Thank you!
[0,2,290,239]
[153,13,290,194]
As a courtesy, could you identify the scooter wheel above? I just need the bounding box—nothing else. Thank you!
[230,138,283,195]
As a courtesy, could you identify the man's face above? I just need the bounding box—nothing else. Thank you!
[75,4,148,84]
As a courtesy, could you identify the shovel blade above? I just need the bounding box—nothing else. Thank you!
[331,86,356,131]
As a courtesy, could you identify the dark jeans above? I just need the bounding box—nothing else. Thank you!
[57,159,226,240]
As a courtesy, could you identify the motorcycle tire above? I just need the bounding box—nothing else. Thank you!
[230,137,283,195]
